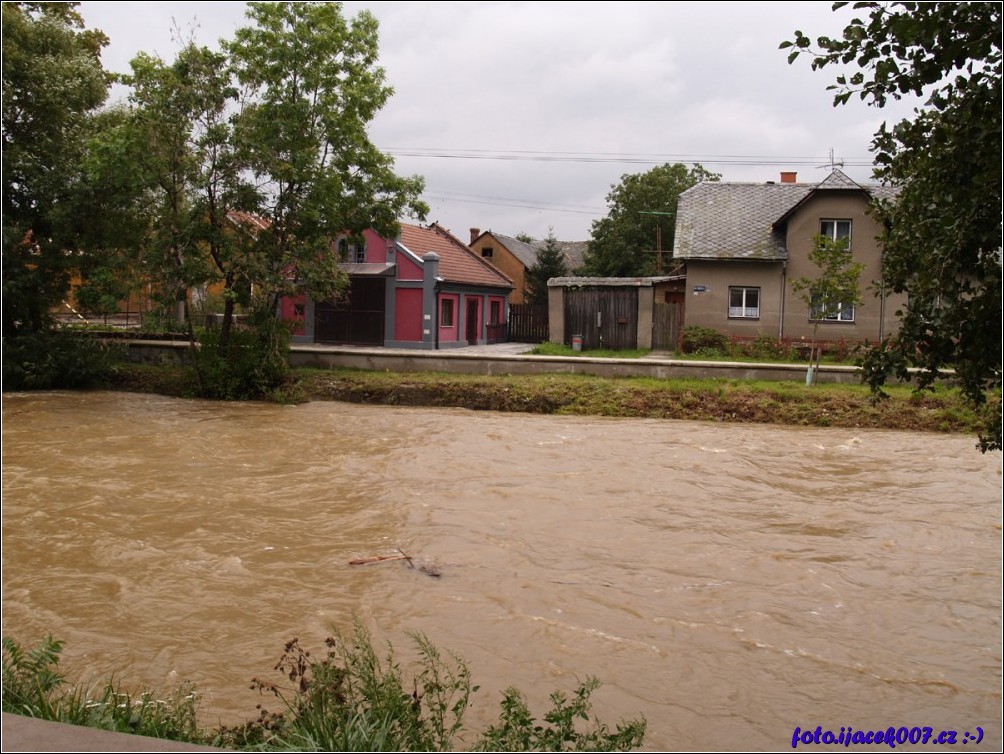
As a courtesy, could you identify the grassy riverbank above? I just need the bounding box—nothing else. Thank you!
[103,362,988,438]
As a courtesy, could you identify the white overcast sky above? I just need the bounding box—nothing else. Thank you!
[77,1,923,242]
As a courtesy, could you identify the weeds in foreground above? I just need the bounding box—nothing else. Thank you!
[475,677,646,752]
[1,635,202,741]
[2,635,65,720]
[5,629,647,752]
[220,625,476,751]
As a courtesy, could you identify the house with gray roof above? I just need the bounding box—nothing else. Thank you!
[673,169,904,343]
[468,228,587,304]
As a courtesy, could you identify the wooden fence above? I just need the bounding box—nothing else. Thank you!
[507,304,549,343]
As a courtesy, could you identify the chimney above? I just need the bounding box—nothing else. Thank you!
[469,227,480,245]
[780,171,797,184]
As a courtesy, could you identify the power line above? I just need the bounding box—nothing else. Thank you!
[428,189,604,214]
[383,147,874,167]
[414,148,877,219]
[425,193,604,216]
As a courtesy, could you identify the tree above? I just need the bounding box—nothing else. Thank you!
[790,234,865,384]
[525,229,568,306]
[583,163,719,277]
[1,3,124,390]
[57,106,152,321]
[2,1,110,336]
[123,43,248,342]
[82,2,429,399]
[782,2,1002,450]
[227,1,427,319]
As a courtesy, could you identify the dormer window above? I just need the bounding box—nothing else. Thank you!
[337,237,367,263]
[820,220,852,249]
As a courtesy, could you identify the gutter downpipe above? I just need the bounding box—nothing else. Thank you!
[434,281,441,350]
[879,277,886,342]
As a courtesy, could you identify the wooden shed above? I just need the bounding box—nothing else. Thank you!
[546,275,686,351]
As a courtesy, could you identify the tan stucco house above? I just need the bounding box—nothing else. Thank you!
[673,169,904,343]
[468,229,587,304]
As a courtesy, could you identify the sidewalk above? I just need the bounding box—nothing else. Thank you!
[314,341,538,357]
[1,713,220,752]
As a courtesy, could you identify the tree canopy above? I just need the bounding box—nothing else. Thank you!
[783,1,1002,450]
[582,163,719,277]
[2,1,429,398]
[227,1,427,314]
[2,1,110,335]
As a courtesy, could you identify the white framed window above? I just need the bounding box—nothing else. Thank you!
[810,297,855,322]
[337,238,367,263]
[440,298,454,327]
[728,286,760,319]
[820,219,852,248]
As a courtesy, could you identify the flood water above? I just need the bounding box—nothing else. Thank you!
[2,391,1001,751]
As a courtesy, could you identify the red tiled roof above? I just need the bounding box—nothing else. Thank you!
[398,223,512,288]
[226,209,270,231]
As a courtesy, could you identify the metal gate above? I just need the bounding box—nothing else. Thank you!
[314,278,385,345]
[563,287,638,350]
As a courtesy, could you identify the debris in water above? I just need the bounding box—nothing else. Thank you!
[348,548,442,578]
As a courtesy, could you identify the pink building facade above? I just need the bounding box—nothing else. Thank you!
[285,223,512,349]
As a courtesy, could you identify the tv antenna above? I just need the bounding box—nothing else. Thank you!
[817,147,844,171]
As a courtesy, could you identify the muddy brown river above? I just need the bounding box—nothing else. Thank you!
[2,391,1001,750]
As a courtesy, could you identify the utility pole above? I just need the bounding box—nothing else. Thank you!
[639,210,676,274]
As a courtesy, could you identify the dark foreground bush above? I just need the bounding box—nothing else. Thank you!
[3,629,647,752]
[2,330,121,390]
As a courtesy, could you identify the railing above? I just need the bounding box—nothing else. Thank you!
[56,310,144,328]
[727,334,860,361]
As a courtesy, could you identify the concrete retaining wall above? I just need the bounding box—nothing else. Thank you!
[121,340,868,385]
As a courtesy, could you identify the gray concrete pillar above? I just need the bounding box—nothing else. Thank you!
[422,253,440,349]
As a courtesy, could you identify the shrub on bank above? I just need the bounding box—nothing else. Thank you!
[681,325,730,356]
[192,312,291,401]
[2,330,121,390]
[680,326,861,364]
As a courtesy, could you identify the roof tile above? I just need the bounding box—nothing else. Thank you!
[398,223,512,288]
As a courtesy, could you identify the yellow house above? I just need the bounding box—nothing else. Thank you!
[468,229,587,304]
